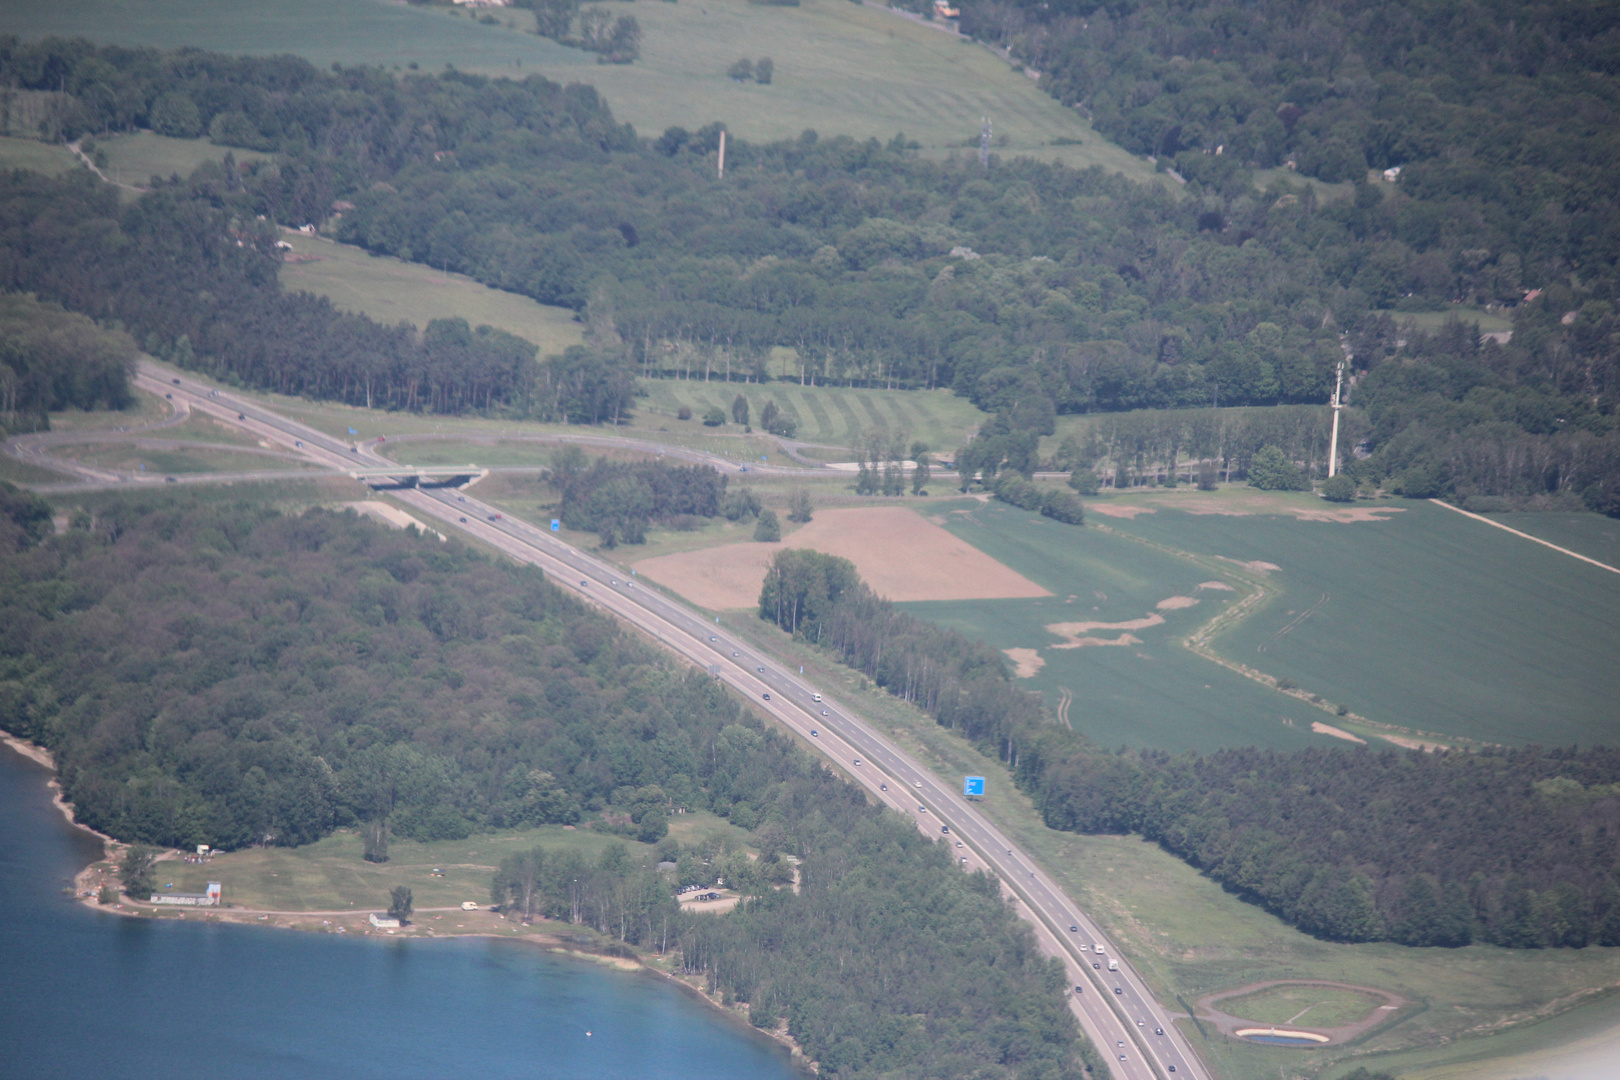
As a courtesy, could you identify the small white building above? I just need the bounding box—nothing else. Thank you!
[369,912,401,928]
[151,882,221,907]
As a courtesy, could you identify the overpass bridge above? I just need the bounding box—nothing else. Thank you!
[347,465,486,489]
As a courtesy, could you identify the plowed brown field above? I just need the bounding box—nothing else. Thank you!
[632,506,1050,609]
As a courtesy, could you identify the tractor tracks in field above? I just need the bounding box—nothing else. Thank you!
[1055,686,1073,730]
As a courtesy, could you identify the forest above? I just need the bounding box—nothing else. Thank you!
[1019,738,1620,949]
[0,292,137,433]
[0,492,1091,1080]
[0,35,1614,504]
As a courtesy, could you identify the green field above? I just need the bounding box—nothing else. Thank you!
[639,381,988,454]
[1220,984,1383,1028]
[96,130,269,186]
[1479,510,1620,569]
[278,233,585,357]
[907,497,1330,752]
[2,0,1162,178]
[0,135,78,175]
[711,602,1620,1080]
[1099,497,1620,747]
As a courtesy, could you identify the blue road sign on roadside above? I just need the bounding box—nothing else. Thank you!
[551,519,560,531]
[964,776,985,797]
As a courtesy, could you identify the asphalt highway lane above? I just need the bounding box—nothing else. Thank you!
[133,364,1210,1080]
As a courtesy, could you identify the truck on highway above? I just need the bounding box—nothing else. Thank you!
[1107,958,1119,971]
[1093,944,1105,955]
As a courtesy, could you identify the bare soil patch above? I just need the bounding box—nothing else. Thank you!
[1155,595,1200,610]
[1003,648,1046,678]
[633,506,1049,609]
[1311,721,1366,744]
[1290,506,1407,523]
[1045,613,1162,648]
[1088,503,1157,518]
[1196,580,1235,591]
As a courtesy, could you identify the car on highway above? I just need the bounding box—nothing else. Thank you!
[810,730,818,737]
[1114,987,1123,995]
[879,783,887,791]
[709,635,717,642]
[918,806,927,813]
[913,780,922,788]
[165,392,173,399]
[1155,1028,1164,1036]
[172,378,180,385]
[1118,1055,1127,1062]
[1167,1066,1175,1072]
[955,841,962,847]
[756,666,765,673]
[812,694,822,702]
[732,651,739,657]
[820,709,828,716]
[611,579,618,585]
[852,758,860,765]
[164,476,176,483]
[1075,985,1083,994]
[579,580,588,587]
[940,825,949,834]
[1116,1041,1124,1048]
[459,516,467,523]
[488,514,502,520]
[1070,925,1079,932]
[762,693,771,700]
[1093,962,1101,969]
[294,440,302,447]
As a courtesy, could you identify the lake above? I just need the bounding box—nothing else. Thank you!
[0,743,799,1080]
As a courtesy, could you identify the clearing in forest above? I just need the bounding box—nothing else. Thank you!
[633,506,1048,610]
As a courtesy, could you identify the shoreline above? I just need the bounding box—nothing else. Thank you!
[0,728,815,1073]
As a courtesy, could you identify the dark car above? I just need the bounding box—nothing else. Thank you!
[165,392,172,399]
[237,413,246,420]
[810,730,818,737]
[762,692,771,700]
[1074,985,1083,994]
[1070,925,1079,932]
[1155,1028,1164,1035]
[459,516,467,523]
[940,825,949,834]
[164,476,177,483]
[1113,987,1123,995]
[172,378,181,385]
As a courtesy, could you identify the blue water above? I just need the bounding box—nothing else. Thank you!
[1245,1035,1320,1046]
[0,744,798,1080]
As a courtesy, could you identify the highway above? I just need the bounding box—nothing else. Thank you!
[119,363,1211,1080]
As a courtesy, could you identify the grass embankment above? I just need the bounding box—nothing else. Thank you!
[277,233,585,358]
[3,0,1162,179]
[695,599,1620,1080]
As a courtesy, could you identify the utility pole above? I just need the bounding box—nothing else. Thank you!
[979,116,991,168]
[1327,359,1345,477]
[717,129,726,180]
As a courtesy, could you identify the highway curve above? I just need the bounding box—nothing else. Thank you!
[91,363,1214,1080]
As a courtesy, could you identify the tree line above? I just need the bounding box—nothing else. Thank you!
[552,449,727,545]
[0,292,136,432]
[1018,738,1620,949]
[758,550,1044,758]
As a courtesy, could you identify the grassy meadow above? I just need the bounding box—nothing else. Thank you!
[0,135,78,175]
[709,600,1620,1080]
[1,0,1162,179]
[1479,510,1620,568]
[1219,984,1383,1028]
[157,811,751,914]
[278,233,586,357]
[638,380,988,453]
[95,130,269,186]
